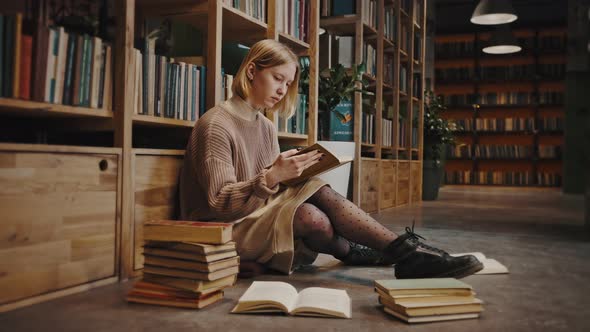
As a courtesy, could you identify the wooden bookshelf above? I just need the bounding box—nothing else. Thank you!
[436,26,566,187]
[320,0,426,212]
[0,0,321,311]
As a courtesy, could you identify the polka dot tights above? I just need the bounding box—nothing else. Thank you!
[293,185,397,259]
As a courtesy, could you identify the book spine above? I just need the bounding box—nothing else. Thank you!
[19,35,33,100]
[12,13,22,98]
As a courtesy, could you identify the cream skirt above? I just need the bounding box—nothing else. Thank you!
[232,177,328,274]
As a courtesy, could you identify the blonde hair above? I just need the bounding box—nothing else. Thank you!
[232,39,300,117]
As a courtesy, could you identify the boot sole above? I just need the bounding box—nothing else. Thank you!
[435,261,484,279]
[395,261,484,279]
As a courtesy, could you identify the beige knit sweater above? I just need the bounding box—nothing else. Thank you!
[179,96,281,222]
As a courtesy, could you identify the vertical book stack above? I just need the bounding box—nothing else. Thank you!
[374,278,484,323]
[126,220,239,309]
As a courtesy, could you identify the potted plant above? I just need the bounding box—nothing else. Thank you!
[317,63,373,141]
[422,90,461,200]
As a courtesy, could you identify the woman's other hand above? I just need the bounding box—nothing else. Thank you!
[265,149,323,187]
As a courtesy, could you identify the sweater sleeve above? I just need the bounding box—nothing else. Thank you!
[196,124,279,220]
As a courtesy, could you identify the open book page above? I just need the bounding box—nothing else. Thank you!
[292,287,351,318]
[282,143,353,186]
[231,281,298,313]
[451,252,509,274]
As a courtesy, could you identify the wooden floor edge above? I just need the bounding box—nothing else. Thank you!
[0,277,118,313]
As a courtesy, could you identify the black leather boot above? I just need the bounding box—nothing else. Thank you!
[383,224,483,279]
[339,241,395,266]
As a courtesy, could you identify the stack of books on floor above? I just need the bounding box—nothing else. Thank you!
[375,278,483,323]
[126,220,239,309]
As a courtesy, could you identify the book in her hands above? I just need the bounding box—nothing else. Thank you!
[231,281,351,319]
[281,143,353,186]
[451,252,509,274]
[143,220,233,244]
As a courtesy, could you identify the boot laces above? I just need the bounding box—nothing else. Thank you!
[405,221,447,256]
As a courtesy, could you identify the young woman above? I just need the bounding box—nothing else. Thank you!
[179,39,482,279]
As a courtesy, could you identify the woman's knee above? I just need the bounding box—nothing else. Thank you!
[293,203,334,238]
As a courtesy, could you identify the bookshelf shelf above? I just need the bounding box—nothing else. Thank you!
[320,15,358,35]
[0,98,114,119]
[132,115,195,128]
[277,132,308,140]
[278,32,310,53]
[384,37,394,49]
[222,5,268,44]
[363,23,378,37]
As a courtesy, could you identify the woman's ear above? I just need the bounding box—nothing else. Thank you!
[246,62,255,81]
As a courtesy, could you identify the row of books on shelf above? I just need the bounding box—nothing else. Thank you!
[454,118,536,132]
[384,5,397,42]
[223,0,267,22]
[319,35,354,69]
[444,171,562,187]
[275,94,308,135]
[436,64,565,83]
[362,112,375,144]
[396,120,419,148]
[361,0,378,29]
[399,23,411,55]
[537,117,564,131]
[320,0,356,17]
[132,50,207,121]
[363,42,377,77]
[448,145,534,159]
[447,145,562,159]
[442,92,564,106]
[0,14,113,110]
[382,118,393,147]
[275,0,311,42]
[435,34,565,58]
[383,55,394,86]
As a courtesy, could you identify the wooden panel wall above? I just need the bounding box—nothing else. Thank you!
[133,153,183,271]
[360,159,380,213]
[380,160,397,209]
[0,151,118,306]
[397,161,410,206]
[410,161,422,203]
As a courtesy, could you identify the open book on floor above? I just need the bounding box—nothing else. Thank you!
[231,281,351,319]
[451,252,508,274]
[281,143,353,186]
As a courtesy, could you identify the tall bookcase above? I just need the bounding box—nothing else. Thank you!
[436,26,566,187]
[0,0,320,311]
[320,0,426,212]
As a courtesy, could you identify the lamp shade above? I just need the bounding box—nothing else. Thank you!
[483,25,521,54]
[471,0,518,25]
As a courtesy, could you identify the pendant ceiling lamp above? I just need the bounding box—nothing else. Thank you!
[471,0,518,25]
[482,25,521,54]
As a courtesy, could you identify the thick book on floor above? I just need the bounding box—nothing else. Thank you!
[281,143,353,186]
[143,247,238,263]
[127,288,223,309]
[143,273,237,292]
[143,264,239,281]
[143,255,239,273]
[231,281,351,319]
[130,280,222,297]
[451,252,509,274]
[375,287,476,306]
[379,295,484,316]
[383,306,480,323]
[143,220,232,244]
[375,278,473,297]
[144,241,236,255]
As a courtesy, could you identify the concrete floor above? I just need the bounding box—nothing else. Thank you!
[1,186,589,332]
